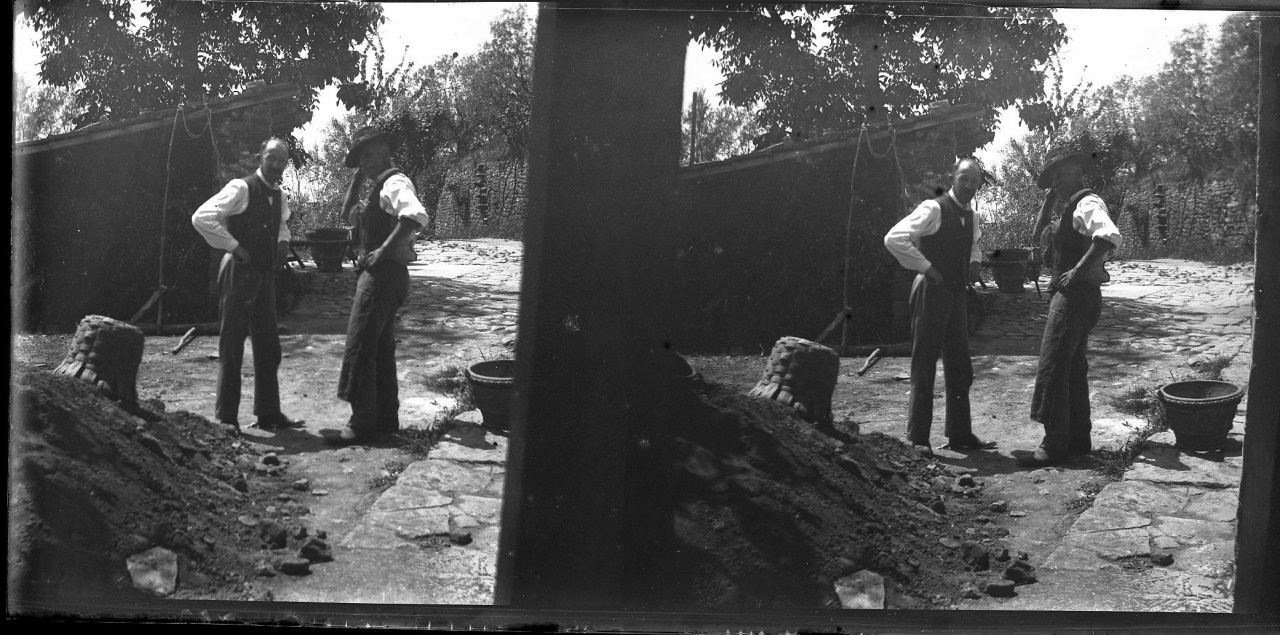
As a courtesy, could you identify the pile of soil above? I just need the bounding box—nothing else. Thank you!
[8,362,328,610]
[668,381,1013,609]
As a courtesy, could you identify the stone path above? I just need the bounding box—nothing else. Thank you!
[962,259,1253,613]
[267,239,521,605]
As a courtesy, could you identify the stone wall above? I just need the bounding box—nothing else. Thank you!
[1115,178,1256,259]
[433,153,528,239]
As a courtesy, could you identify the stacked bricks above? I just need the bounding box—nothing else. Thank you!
[748,336,840,425]
[52,315,146,404]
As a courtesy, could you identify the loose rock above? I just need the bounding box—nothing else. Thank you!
[1151,552,1174,566]
[278,557,311,576]
[299,538,334,563]
[125,547,179,597]
[985,579,1016,597]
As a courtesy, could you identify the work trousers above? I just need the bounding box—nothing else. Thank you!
[215,254,282,423]
[1029,283,1102,456]
[338,262,410,437]
[906,274,974,445]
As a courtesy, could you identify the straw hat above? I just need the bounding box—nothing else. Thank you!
[1036,146,1091,189]
[344,126,399,168]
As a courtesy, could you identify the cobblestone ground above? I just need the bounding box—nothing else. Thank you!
[958,258,1254,613]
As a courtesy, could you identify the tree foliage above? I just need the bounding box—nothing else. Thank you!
[26,0,384,127]
[690,3,1067,147]
[682,88,757,165]
[13,74,81,143]
[981,13,1260,250]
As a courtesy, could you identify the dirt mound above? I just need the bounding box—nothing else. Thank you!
[669,381,1002,609]
[8,363,325,610]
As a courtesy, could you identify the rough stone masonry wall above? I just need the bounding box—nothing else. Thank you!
[433,154,528,240]
[1115,178,1256,259]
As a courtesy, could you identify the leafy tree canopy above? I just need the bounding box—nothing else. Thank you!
[26,0,384,128]
[690,3,1067,146]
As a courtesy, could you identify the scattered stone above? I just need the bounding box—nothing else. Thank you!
[1009,511,1026,518]
[299,538,334,563]
[449,531,473,546]
[989,500,1008,513]
[960,541,990,571]
[267,466,286,477]
[1153,536,1180,550]
[254,561,277,577]
[312,489,329,497]
[994,548,1011,562]
[261,453,281,466]
[292,479,311,492]
[232,477,249,493]
[939,536,962,549]
[126,547,178,597]
[929,499,947,515]
[237,515,259,528]
[957,474,976,488]
[930,476,951,491]
[1004,560,1037,585]
[265,506,278,516]
[316,530,327,540]
[984,579,1016,597]
[278,558,311,576]
[259,521,288,550]
[834,570,886,609]
[277,493,294,502]
[290,525,308,541]
[235,456,256,470]
[961,584,984,599]
[1151,552,1175,566]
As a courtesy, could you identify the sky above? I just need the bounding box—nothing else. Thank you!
[11,3,1238,163]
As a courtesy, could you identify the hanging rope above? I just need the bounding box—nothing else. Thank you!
[153,105,213,330]
[838,113,912,350]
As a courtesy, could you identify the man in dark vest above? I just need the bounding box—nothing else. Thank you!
[192,138,305,434]
[884,157,997,456]
[322,126,429,446]
[1016,146,1123,467]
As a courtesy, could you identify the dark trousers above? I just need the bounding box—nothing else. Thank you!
[1030,284,1102,456]
[906,275,974,445]
[338,263,410,437]
[215,254,281,423]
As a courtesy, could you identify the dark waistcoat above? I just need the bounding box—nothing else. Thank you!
[226,173,282,272]
[359,169,405,254]
[917,194,973,291]
[1052,190,1095,279]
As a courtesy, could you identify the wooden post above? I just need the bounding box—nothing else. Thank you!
[495,3,685,609]
[1234,15,1280,620]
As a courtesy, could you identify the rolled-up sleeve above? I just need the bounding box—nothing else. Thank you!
[1074,195,1123,249]
[379,174,430,229]
[970,212,983,263]
[884,200,940,273]
[279,193,292,244]
[191,180,248,252]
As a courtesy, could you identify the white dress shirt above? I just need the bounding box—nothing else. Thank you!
[1065,189,1123,249]
[371,169,431,230]
[191,168,291,252]
[884,189,983,273]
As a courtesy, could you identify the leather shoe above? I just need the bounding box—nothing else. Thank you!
[220,420,241,436]
[255,414,306,430]
[1014,448,1066,468]
[946,435,998,451]
[321,428,373,447]
[1070,440,1092,456]
[913,443,935,457]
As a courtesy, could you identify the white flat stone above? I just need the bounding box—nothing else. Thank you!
[1068,506,1151,534]
[1059,527,1151,560]
[1125,445,1243,488]
[1179,489,1239,522]
[1150,517,1235,547]
[1093,480,1188,516]
[1168,540,1236,578]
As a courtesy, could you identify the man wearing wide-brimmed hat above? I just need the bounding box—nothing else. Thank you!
[322,126,430,446]
[1014,146,1123,467]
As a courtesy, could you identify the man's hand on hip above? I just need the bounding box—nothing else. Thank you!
[924,266,944,286]
[232,245,251,265]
